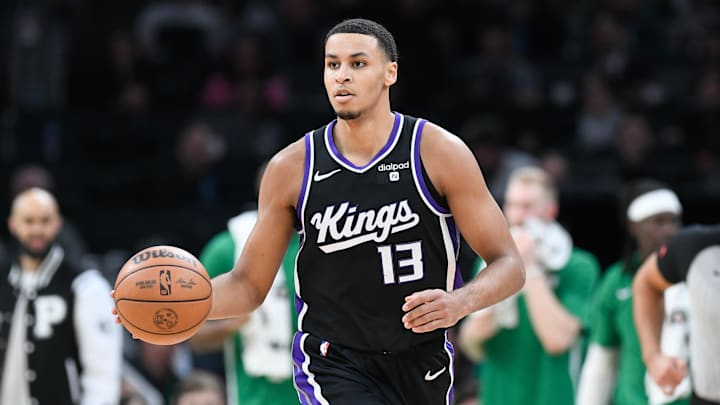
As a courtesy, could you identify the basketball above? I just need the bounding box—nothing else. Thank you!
[114,245,212,345]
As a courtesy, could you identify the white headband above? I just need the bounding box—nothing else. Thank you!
[627,189,682,222]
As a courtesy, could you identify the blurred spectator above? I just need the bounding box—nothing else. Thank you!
[455,20,543,114]
[107,30,149,115]
[459,167,600,405]
[8,5,69,110]
[577,72,622,152]
[9,163,89,261]
[125,340,192,405]
[0,188,122,404]
[577,180,688,405]
[615,113,656,181]
[145,120,226,208]
[460,116,538,198]
[136,0,224,60]
[135,0,225,111]
[199,32,289,112]
[171,370,224,405]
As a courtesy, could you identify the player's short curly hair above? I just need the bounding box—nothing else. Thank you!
[325,18,398,62]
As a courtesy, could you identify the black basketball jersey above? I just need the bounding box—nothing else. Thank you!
[295,112,461,352]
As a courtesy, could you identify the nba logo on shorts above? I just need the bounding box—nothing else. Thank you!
[389,171,400,182]
[320,340,330,357]
[159,270,172,296]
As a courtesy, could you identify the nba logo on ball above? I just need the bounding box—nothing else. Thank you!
[159,270,172,296]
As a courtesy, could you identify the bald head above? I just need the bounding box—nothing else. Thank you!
[8,187,63,259]
[11,188,59,216]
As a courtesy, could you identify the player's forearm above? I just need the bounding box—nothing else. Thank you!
[190,319,243,352]
[633,271,665,364]
[455,255,525,317]
[523,272,581,354]
[208,271,263,320]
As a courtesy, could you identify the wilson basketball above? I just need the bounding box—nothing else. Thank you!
[114,245,212,345]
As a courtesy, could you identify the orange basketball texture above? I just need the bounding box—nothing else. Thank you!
[114,245,212,345]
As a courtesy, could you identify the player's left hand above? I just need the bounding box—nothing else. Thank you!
[402,289,463,333]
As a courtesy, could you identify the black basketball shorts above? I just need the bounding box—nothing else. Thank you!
[292,332,454,405]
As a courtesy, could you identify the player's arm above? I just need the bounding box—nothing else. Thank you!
[633,252,686,393]
[191,232,250,352]
[402,123,525,333]
[208,140,304,320]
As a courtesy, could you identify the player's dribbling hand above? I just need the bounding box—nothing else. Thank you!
[402,289,462,333]
[647,353,687,396]
[110,290,138,339]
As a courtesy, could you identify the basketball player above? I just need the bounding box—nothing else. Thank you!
[634,224,720,405]
[205,18,525,404]
[458,166,600,405]
[1,188,122,404]
[577,180,688,405]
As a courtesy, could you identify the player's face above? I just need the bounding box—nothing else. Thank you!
[7,194,62,259]
[324,33,397,120]
[503,182,556,227]
[630,212,681,252]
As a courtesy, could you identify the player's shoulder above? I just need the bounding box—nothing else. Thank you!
[416,119,476,169]
[261,136,306,196]
[418,119,466,150]
[269,136,306,171]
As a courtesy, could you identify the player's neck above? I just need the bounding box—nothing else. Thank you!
[333,108,396,165]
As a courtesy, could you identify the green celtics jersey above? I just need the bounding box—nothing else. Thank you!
[200,225,300,405]
[474,248,600,405]
[589,256,688,405]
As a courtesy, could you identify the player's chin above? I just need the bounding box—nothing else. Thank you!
[335,109,361,120]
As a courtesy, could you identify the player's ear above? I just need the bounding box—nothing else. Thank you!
[385,61,398,87]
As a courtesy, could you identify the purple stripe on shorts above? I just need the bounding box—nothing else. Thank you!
[292,332,317,405]
[295,295,305,318]
[445,337,455,405]
[412,119,450,214]
[327,112,401,170]
[292,332,313,404]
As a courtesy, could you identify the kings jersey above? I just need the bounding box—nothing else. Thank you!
[295,112,461,352]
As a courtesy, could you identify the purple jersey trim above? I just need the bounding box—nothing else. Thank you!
[412,119,451,215]
[326,112,401,172]
[296,132,313,229]
[445,217,464,289]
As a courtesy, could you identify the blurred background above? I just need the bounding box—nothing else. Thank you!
[2,0,720,267]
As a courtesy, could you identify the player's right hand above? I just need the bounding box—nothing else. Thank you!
[110,290,138,339]
[647,353,687,395]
